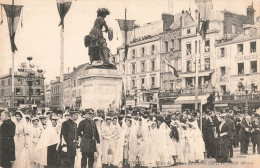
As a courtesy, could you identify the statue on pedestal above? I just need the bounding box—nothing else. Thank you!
[84,8,116,69]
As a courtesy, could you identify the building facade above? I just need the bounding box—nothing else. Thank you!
[215,23,260,111]
[115,14,175,109]
[0,69,45,108]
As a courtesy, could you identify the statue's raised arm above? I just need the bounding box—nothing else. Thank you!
[84,8,116,69]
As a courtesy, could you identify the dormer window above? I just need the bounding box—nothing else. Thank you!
[187,28,191,34]
[237,44,243,54]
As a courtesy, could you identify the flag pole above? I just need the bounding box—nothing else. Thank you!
[195,12,200,118]
[124,8,127,59]
[11,0,15,108]
[60,26,64,111]
[123,8,127,111]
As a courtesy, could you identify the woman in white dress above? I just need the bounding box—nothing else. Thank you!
[29,117,43,168]
[156,116,174,167]
[101,116,117,167]
[12,111,29,168]
[112,117,138,167]
[147,121,160,167]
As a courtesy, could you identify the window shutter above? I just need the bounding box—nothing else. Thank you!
[20,88,23,95]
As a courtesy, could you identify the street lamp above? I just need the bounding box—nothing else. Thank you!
[17,57,44,114]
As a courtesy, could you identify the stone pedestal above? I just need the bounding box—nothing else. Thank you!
[79,68,122,111]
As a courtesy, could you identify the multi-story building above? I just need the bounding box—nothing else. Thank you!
[50,77,62,110]
[173,6,255,111]
[159,11,193,112]
[0,68,45,108]
[115,14,175,109]
[69,63,89,110]
[44,84,51,108]
[49,63,89,111]
[214,22,260,111]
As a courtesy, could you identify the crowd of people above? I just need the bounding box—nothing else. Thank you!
[0,108,260,168]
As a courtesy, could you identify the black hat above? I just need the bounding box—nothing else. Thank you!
[38,115,47,119]
[69,111,78,115]
[156,116,164,123]
[51,116,59,121]
[85,109,94,114]
[45,111,51,115]
[57,109,63,115]
[14,111,23,118]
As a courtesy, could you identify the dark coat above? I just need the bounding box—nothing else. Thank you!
[61,119,78,157]
[77,119,100,153]
[226,117,236,139]
[239,119,251,141]
[0,119,16,163]
[251,120,260,144]
[215,121,232,162]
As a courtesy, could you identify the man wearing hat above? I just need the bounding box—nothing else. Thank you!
[0,111,16,168]
[77,110,100,168]
[239,115,252,155]
[203,109,215,158]
[60,111,79,168]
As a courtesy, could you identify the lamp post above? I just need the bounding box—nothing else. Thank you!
[18,57,44,115]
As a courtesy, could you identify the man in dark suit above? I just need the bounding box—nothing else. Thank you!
[239,115,252,155]
[61,111,79,168]
[202,110,215,158]
[0,111,16,168]
[226,111,236,158]
[77,110,100,168]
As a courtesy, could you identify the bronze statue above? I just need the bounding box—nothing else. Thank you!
[84,8,116,69]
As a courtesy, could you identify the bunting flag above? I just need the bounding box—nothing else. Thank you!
[56,0,72,28]
[121,81,126,109]
[195,0,213,41]
[3,4,23,52]
[161,55,179,78]
[116,19,135,61]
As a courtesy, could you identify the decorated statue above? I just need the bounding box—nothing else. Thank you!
[84,8,116,69]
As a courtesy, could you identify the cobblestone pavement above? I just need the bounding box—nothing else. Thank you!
[168,146,260,168]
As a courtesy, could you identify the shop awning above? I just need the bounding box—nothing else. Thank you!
[174,94,210,105]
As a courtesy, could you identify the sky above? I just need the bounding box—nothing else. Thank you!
[0,0,260,83]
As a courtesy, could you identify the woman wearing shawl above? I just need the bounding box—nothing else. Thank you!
[102,116,117,167]
[137,117,150,167]
[156,116,174,167]
[93,117,103,168]
[29,117,43,168]
[112,117,138,167]
[170,113,180,164]
[33,117,60,167]
[12,111,30,168]
[147,121,160,167]
[187,112,205,162]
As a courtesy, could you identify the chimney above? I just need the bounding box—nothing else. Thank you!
[181,10,185,28]
[73,66,76,72]
[247,4,255,24]
[162,13,174,31]
[56,76,60,82]
[9,68,12,75]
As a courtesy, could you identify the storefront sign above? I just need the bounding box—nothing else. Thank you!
[215,103,228,107]
[235,54,258,62]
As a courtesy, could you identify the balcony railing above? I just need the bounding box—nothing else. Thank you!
[158,90,180,98]
[179,86,215,96]
[215,92,260,102]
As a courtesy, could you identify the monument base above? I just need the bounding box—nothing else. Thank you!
[79,68,122,111]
